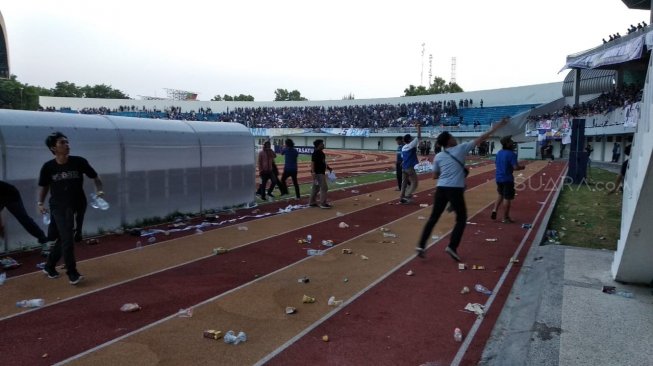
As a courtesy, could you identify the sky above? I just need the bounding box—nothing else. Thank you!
[2,0,650,101]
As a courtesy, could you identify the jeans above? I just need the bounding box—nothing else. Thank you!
[1,195,47,244]
[46,206,78,274]
[280,169,300,198]
[417,187,467,251]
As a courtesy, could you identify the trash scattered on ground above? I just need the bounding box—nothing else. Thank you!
[466,222,478,225]
[458,263,466,270]
[599,236,606,240]
[135,241,142,249]
[342,248,353,254]
[380,227,390,232]
[431,235,439,240]
[474,284,492,295]
[454,327,463,342]
[298,276,310,283]
[302,295,316,303]
[360,255,369,260]
[322,335,329,342]
[406,270,414,276]
[350,190,359,194]
[195,228,204,235]
[544,230,560,244]
[336,211,345,217]
[534,256,544,261]
[85,238,99,245]
[41,353,48,358]
[328,296,343,307]
[213,247,228,255]
[1,257,20,269]
[203,330,222,340]
[616,291,634,298]
[224,331,247,345]
[120,303,141,312]
[382,232,397,238]
[472,265,485,270]
[322,240,334,247]
[177,308,193,317]
[510,257,519,264]
[460,286,470,294]
[464,303,485,317]
[419,204,428,208]
[286,306,297,314]
[343,277,349,282]
[36,262,46,269]
[417,216,426,220]
[602,286,616,294]
[16,298,44,308]
[307,249,324,256]
[0,272,5,285]
[339,222,349,228]
[237,226,248,231]
[485,238,497,242]
[521,224,533,229]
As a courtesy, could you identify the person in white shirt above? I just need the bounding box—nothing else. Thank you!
[416,117,509,262]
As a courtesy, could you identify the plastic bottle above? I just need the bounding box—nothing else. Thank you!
[136,241,142,250]
[42,212,51,225]
[306,234,312,243]
[616,291,634,298]
[16,299,45,308]
[147,237,156,244]
[474,284,492,295]
[307,249,324,256]
[90,193,110,210]
[454,328,463,342]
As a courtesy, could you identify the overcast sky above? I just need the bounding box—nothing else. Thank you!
[2,0,650,101]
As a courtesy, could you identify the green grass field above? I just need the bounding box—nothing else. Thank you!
[546,168,622,250]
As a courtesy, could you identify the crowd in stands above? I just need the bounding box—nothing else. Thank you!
[41,100,492,129]
[603,21,648,44]
[526,84,643,124]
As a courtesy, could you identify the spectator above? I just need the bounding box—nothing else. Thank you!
[399,125,421,204]
[415,118,510,262]
[395,136,404,191]
[38,131,104,285]
[308,139,333,209]
[0,181,50,247]
[280,138,301,199]
[491,136,525,223]
[257,141,280,201]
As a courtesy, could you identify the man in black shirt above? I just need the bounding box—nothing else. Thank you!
[308,139,333,209]
[38,132,104,285]
[0,181,49,245]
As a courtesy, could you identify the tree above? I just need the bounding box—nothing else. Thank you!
[274,88,307,101]
[52,81,84,97]
[342,93,355,100]
[403,76,464,96]
[80,84,129,99]
[211,95,223,101]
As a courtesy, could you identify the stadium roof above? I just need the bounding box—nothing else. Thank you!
[621,0,651,10]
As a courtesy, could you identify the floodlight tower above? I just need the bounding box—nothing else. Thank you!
[450,57,457,84]
[420,43,426,86]
[428,54,433,86]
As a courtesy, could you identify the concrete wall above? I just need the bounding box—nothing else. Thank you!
[611,57,653,284]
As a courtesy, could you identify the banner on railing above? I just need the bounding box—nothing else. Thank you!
[321,128,370,137]
[623,102,640,128]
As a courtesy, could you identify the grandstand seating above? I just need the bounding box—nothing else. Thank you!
[440,104,539,126]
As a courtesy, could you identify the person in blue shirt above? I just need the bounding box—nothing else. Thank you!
[491,135,525,223]
[416,118,509,262]
[395,136,404,191]
[280,138,300,199]
[399,125,421,204]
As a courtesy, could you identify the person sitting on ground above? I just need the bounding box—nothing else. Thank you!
[491,136,526,223]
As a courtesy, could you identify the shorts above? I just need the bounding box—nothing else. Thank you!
[496,181,515,200]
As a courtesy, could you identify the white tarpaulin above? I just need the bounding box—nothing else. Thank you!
[560,35,645,71]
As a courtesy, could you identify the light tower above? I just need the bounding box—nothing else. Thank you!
[428,54,433,87]
[450,57,457,84]
[420,43,426,86]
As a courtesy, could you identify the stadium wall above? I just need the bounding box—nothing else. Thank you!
[0,110,255,253]
[38,82,563,112]
[611,57,653,285]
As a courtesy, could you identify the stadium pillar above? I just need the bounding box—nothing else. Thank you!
[573,69,581,107]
